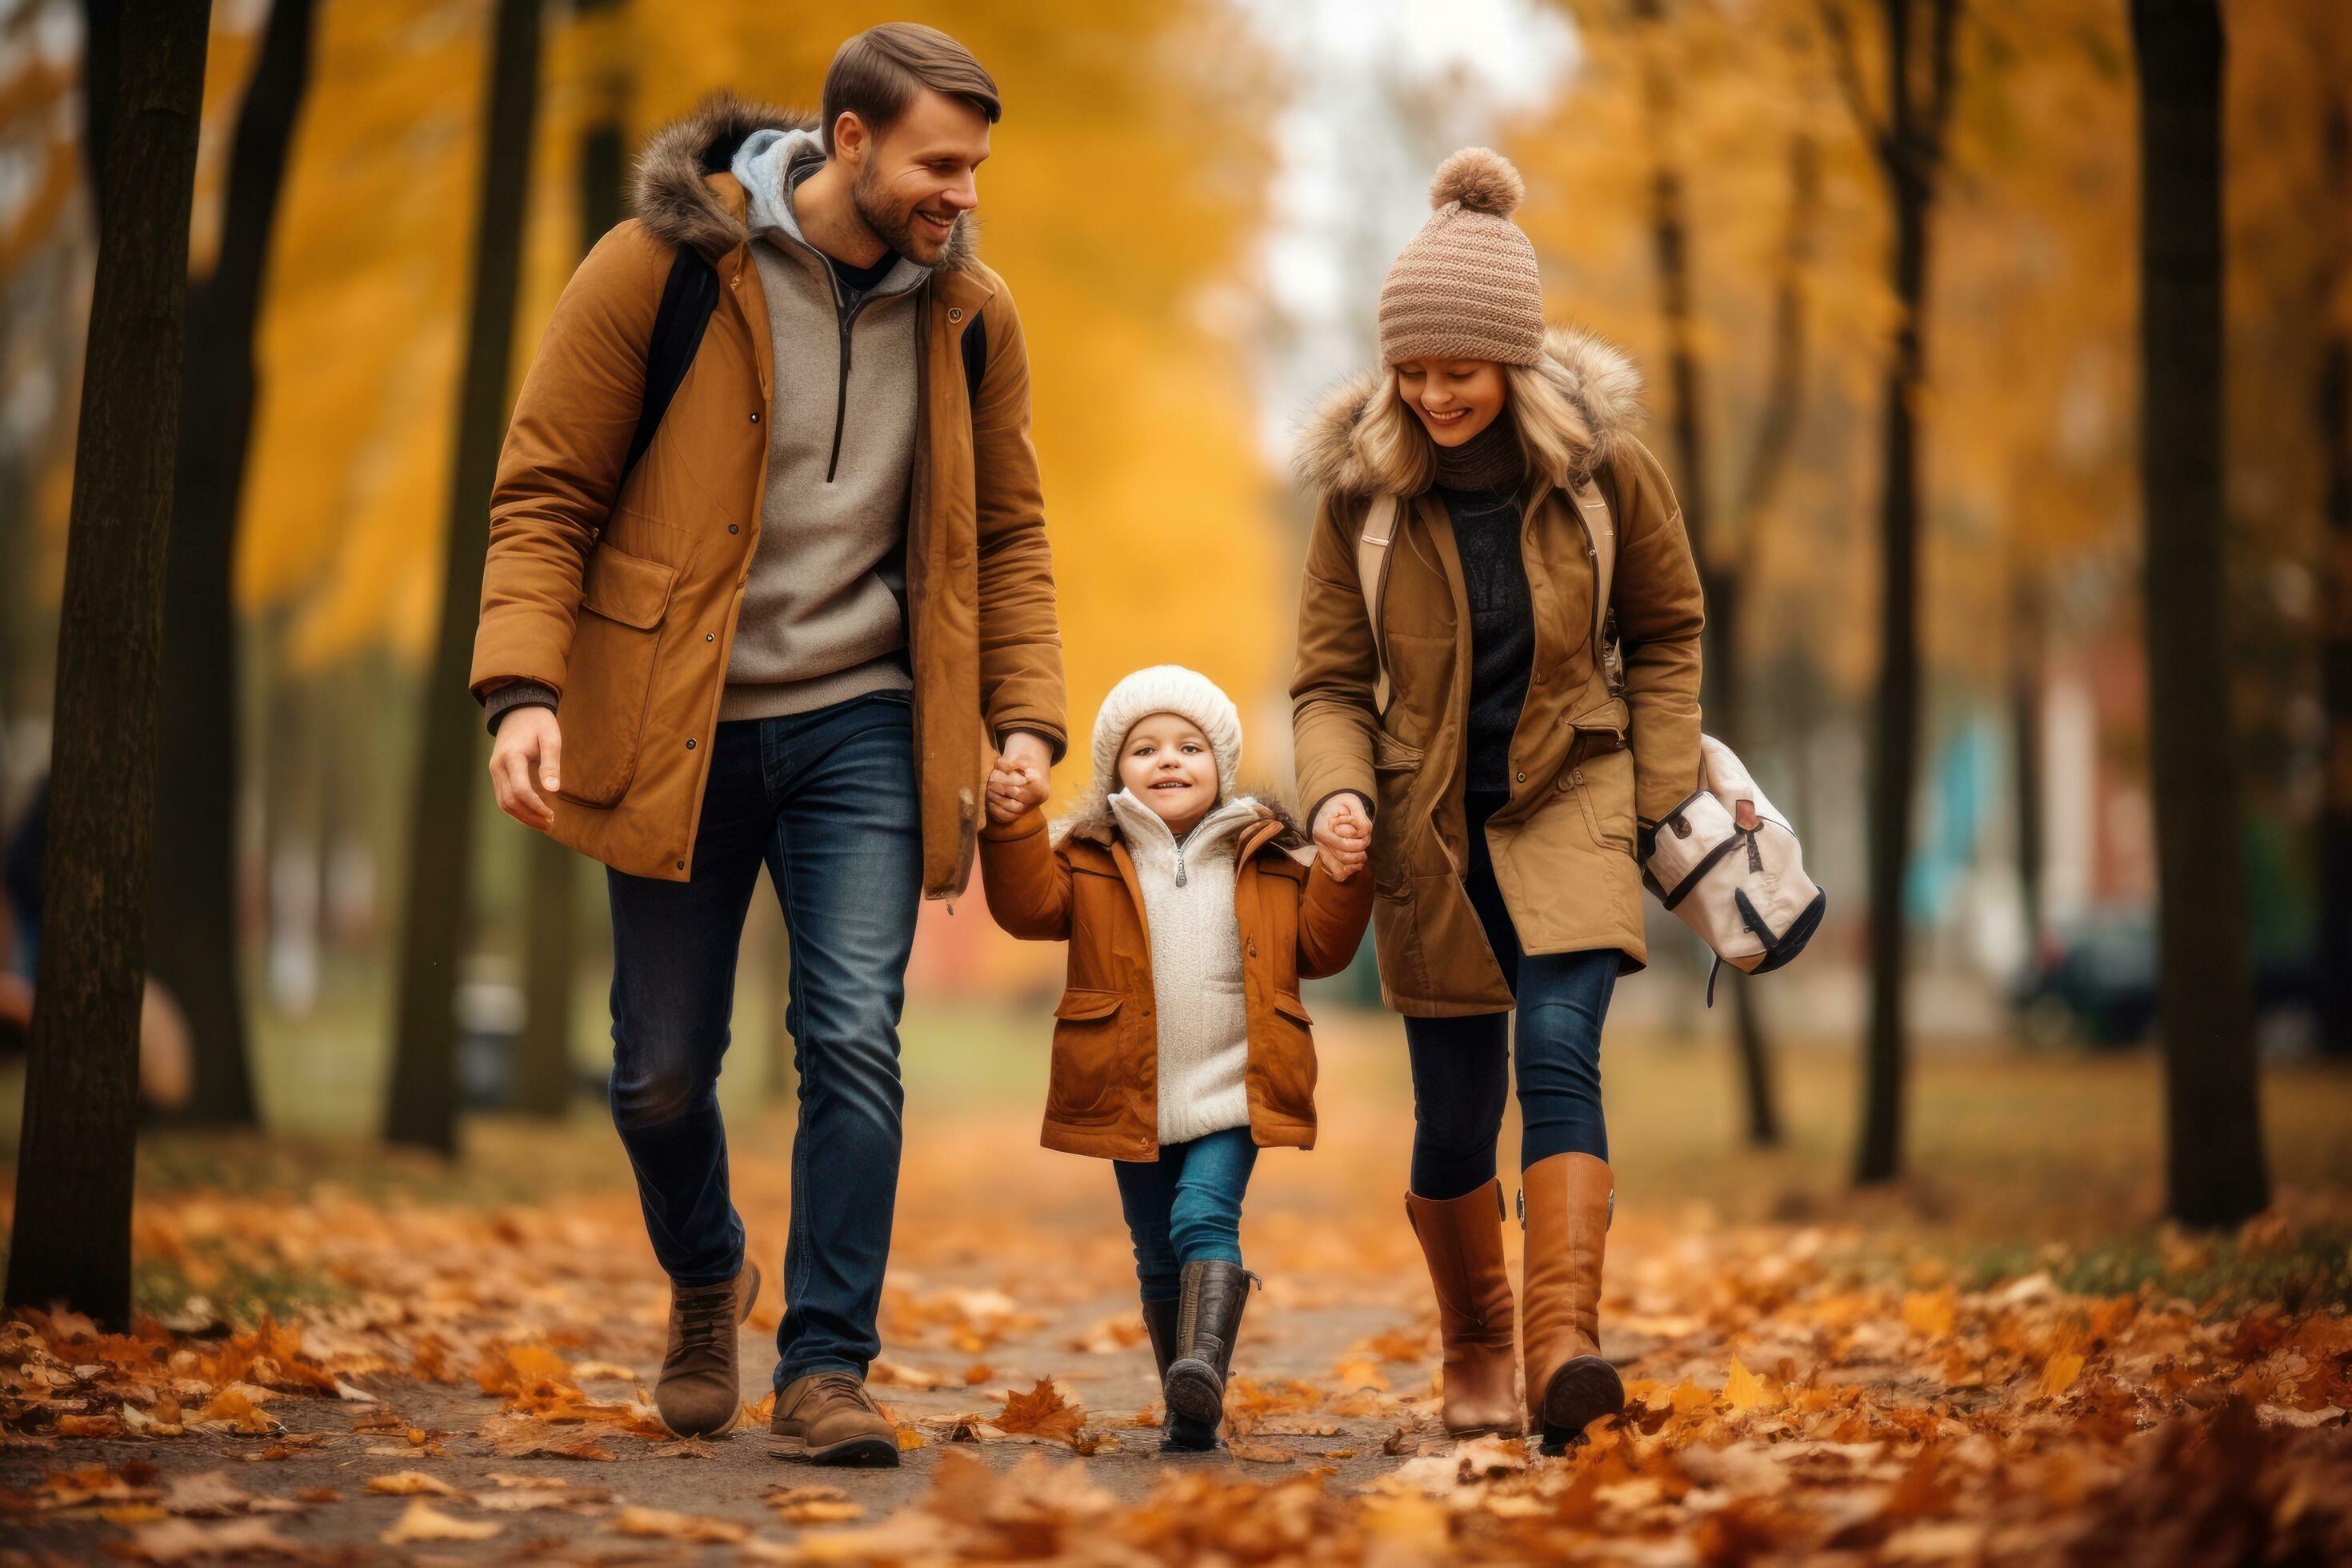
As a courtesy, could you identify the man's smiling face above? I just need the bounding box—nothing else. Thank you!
[842,88,990,265]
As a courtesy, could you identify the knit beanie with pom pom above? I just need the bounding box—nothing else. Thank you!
[1377,147,1546,367]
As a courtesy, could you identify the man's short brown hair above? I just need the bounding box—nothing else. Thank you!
[822,23,1001,154]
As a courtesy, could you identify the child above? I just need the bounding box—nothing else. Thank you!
[979,666,1373,1450]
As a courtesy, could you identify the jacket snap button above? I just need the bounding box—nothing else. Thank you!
[728,524,739,534]
[705,633,715,642]
[750,411,760,423]
[947,307,962,322]
[685,738,696,750]
[1515,771,1526,782]
[675,859,686,870]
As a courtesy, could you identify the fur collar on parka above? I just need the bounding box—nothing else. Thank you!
[1291,324,1646,497]
[1050,786,1314,860]
[630,90,982,274]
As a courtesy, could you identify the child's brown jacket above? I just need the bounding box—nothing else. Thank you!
[978,794,1374,1161]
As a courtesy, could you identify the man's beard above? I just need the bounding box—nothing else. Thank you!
[852,164,952,265]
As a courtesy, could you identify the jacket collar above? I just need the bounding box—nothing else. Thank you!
[632,90,982,275]
[1291,325,1645,497]
[1054,783,1312,865]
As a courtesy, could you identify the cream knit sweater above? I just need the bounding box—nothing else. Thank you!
[1107,790,1260,1146]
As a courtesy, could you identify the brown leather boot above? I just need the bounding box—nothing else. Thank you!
[1406,1180,1523,1438]
[1519,1153,1624,1450]
[767,1372,899,1467]
[654,1262,760,1438]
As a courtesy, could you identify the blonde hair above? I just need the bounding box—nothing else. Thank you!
[1350,358,1595,497]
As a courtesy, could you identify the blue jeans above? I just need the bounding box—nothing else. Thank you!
[1402,790,1618,1200]
[604,691,921,1390]
[1112,1128,1259,1302]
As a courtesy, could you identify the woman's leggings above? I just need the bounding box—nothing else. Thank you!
[1402,790,1618,1202]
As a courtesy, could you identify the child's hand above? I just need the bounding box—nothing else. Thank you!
[1318,838,1368,882]
[986,757,1048,824]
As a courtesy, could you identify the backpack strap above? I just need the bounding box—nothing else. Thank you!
[1353,492,1402,675]
[961,308,988,406]
[622,245,722,486]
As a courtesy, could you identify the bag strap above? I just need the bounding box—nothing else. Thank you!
[962,307,988,406]
[623,246,723,484]
[1354,492,1402,674]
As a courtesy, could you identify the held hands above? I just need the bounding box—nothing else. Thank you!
[490,706,563,830]
[986,732,1054,824]
[1312,794,1372,882]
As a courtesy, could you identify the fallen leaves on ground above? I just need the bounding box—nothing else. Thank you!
[2,1071,2349,1563]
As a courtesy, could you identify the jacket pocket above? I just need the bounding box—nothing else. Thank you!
[554,542,678,808]
[1254,992,1319,1130]
[1047,988,1126,1125]
[1560,743,1638,857]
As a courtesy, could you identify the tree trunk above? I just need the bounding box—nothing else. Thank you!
[1629,0,1783,1145]
[2010,573,2046,954]
[5,0,211,1328]
[147,0,319,1128]
[2129,0,2269,1226]
[384,0,543,1152]
[1852,0,1958,1187]
[2316,80,2352,1058]
[76,0,124,198]
[1856,177,1926,1186]
[511,112,624,1118]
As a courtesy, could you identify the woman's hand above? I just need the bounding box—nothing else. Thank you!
[986,756,1048,824]
[1313,794,1372,882]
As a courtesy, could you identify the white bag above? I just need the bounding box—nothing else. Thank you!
[1354,477,1825,1002]
[1640,735,1826,1002]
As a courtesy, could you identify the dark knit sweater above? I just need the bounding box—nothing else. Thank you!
[1432,419,1534,792]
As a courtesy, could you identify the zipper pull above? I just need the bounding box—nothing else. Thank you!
[1174,845,1187,888]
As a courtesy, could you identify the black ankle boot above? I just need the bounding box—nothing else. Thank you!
[1142,1298,1218,1451]
[1163,1260,1255,1430]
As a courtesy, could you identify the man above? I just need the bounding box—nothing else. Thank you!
[470,24,1064,1466]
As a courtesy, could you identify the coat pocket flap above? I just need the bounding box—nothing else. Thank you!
[1371,730,1426,770]
[1052,988,1125,1022]
[1270,992,1314,1026]
[580,542,677,630]
[1566,695,1630,738]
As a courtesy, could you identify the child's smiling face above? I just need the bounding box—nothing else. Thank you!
[1117,713,1218,834]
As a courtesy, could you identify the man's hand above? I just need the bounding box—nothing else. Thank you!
[1312,794,1372,882]
[490,706,563,830]
[987,731,1053,826]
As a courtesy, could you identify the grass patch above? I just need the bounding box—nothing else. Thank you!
[1959,1222,2352,1314]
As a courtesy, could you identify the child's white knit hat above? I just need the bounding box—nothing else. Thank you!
[1090,665,1242,802]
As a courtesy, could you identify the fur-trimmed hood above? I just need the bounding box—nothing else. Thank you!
[630,90,980,272]
[1290,324,1645,497]
[1049,786,1314,861]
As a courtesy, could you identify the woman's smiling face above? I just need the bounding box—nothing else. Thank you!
[1395,358,1509,447]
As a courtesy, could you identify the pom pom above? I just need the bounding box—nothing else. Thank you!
[1430,147,1524,217]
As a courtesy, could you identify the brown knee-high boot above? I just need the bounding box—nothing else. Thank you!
[1405,1182,1522,1437]
[1518,1153,1623,1449]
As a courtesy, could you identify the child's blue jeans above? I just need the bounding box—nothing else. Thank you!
[1112,1126,1258,1301]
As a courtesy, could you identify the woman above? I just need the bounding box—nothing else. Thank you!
[1289,149,1703,1450]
